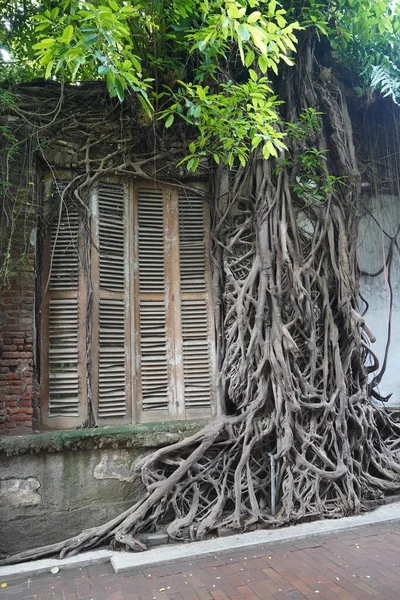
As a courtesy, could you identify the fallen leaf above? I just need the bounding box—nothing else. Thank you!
[50,567,59,574]
[0,583,7,588]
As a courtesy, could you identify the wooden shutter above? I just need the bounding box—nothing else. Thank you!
[93,182,131,423]
[135,185,215,423]
[41,180,87,428]
[179,191,215,416]
[136,188,171,418]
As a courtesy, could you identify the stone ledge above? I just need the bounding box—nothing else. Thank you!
[0,420,206,457]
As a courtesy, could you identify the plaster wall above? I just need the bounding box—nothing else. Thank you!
[0,422,203,555]
[358,193,400,406]
[0,447,147,555]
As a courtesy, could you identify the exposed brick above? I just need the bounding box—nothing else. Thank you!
[8,413,32,421]
[8,407,33,414]
[2,352,20,359]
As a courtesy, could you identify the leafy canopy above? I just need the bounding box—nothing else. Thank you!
[1,0,400,169]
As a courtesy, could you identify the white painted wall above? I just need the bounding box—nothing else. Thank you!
[358,194,400,406]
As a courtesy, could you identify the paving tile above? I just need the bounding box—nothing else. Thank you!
[4,521,400,599]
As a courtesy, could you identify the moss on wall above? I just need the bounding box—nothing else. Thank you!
[0,420,207,457]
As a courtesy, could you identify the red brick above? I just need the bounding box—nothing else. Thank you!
[8,407,33,414]
[20,400,32,406]
[2,351,20,359]
[8,413,32,421]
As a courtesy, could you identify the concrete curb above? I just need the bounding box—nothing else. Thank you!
[0,549,114,579]
[111,502,400,573]
[2,502,400,579]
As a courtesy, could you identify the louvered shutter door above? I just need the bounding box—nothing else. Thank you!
[96,183,129,422]
[137,188,171,417]
[179,191,214,416]
[42,180,86,428]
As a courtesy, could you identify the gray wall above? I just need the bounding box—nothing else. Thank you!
[358,194,400,406]
[0,447,147,554]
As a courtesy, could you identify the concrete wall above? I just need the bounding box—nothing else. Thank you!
[0,448,145,554]
[358,194,400,406]
[0,421,204,555]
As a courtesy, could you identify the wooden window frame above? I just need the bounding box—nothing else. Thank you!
[40,172,87,430]
[40,174,217,429]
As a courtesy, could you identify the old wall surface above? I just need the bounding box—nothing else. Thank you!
[358,194,400,406]
[0,218,36,435]
[0,421,203,554]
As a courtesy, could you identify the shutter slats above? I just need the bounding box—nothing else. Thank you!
[181,299,212,408]
[97,183,128,419]
[98,183,125,293]
[139,300,169,412]
[179,192,206,293]
[138,189,165,293]
[179,190,212,411]
[49,206,79,290]
[137,189,169,412]
[98,298,126,417]
[48,298,80,417]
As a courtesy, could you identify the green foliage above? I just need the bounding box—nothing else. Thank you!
[160,76,286,169]
[370,59,400,106]
[2,0,400,171]
[276,108,346,205]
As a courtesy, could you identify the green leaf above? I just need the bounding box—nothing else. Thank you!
[248,26,267,54]
[268,0,276,17]
[247,11,261,24]
[189,142,196,153]
[236,24,250,41]
[197,87,206,101]
[60,25,74,44]
[45,59,54,79]
[115,78,125,102]
[109,0,119,10]
[107,69,116,96]
[165,114,174,128]
[227,3,241,18]
[249,69,258,82]
[258,54,268,73]
[98,65,110,75]
[33,38,56,50]
[245,50,255,67]
[279,54,294,66]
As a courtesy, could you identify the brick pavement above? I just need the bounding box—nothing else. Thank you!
[1,520,400,600]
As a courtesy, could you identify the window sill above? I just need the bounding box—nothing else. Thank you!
[0,420,207,457]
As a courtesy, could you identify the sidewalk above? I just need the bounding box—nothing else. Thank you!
[1,519,400,600]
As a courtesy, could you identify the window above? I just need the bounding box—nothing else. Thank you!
[40,176,216,429]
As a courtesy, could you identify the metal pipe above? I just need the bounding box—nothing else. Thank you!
[268,452,276,516]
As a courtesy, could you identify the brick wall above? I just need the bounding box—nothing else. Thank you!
[0,256,35,435]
